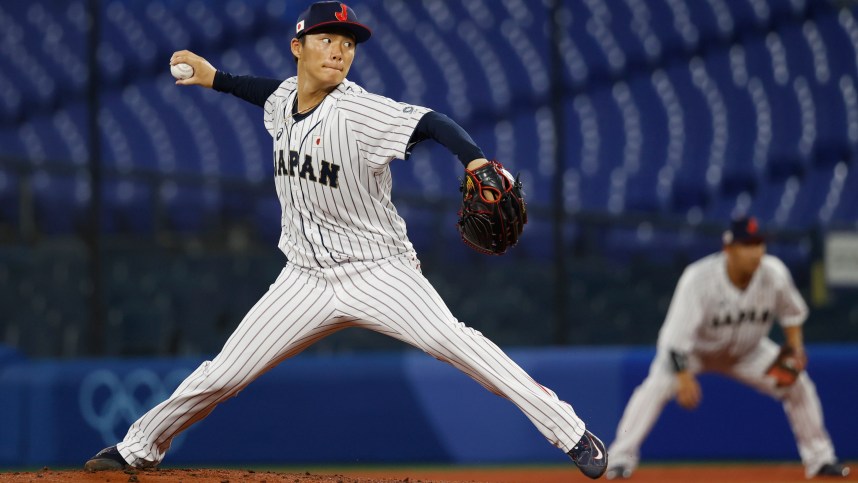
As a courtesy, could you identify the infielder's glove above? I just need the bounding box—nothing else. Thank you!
[457,160,527,255]
[765,345,804,387]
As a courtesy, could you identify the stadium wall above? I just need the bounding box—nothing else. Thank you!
[0,344,855,468]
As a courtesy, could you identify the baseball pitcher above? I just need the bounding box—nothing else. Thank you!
[84,2,607,478]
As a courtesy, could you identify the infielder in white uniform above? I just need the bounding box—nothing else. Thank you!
[85,2,607,478]
[605,217,849,480]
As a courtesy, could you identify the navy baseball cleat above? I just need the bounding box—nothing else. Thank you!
[567,430,608,479]
[84,446,129,471]
[816,463,850,477]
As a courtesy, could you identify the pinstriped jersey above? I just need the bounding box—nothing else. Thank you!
[262,77,431,268]
[657,253,808,357]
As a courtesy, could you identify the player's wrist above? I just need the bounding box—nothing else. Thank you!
[669,350,688,373]
[466,158,489,170]
[783,343,805,357]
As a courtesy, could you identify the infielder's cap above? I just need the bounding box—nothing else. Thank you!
[294,1,372,44]
[722,216,765,245]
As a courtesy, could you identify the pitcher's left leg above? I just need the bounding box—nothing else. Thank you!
[333,256,587,454]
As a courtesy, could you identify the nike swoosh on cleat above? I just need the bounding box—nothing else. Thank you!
[592,442,603,460]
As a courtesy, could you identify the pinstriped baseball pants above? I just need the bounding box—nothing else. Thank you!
[117,252,586,467]
[607,339,837,478]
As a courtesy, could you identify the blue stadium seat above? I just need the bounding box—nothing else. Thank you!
[785,163,838,228]
[817,9,857,80]
[603,0,652,68]
[603,224,710,265]
[622,74,668,213]
[121,84,180,174]
[252,195,281,245]
[31,171,90,235]
[774,0,808,21]
[8,0,858,357]
[831,163,858,224]
[2,0,857,247]
[707,50,766,199]
[51,103,90,167]
[510,111,547,202]
[777,20,818,82]
[396,143,451,200]
[670,167,710,215]
[0,127,26,160]
[664,63,712,184]
[565,0,621,82]
[355,4,413,104]
[766,242,812,277]
[767,152,807,184]
[220,186,258,221]
[514,216,554,261]
[703,48,757,173]
[724,0,772,32]
[569,86,626,211]
[102,90,159,172]
[398,204,435,255]
[160,182,221,234]
[26,2,88,96]
[226,40,282,80]
[625,172,663,214]
[749,176,791,223]
[0,4,61,109]
[767,81,807,167]
[0,167,18,227]
[140,2,192,54]
[139,80,211,176]
[704,190,742,222]
[20,114,77,165]
[169,1,228,51]
[810,81,852,169]
[0,69,24,123]
[101,179,155,235]
[486,4,550,103]
[686,0,728,45]
[651,0,701,56]
[202,85,271,182]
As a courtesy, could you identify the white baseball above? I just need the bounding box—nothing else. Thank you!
[170,63,194,80]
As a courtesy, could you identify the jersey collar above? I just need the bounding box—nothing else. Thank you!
[286,78,353,123]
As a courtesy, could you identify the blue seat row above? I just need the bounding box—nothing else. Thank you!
[1,0,857,243]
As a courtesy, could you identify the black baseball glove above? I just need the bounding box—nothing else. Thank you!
[457,160,527,255]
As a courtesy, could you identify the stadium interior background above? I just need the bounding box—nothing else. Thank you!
[2,0,858,359]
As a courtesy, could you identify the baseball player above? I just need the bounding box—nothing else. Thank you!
[84,2,607,478]
[605,216,849,480]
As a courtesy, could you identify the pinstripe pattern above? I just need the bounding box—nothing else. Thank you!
[608,253,837,476]
[117,254,586,466]
[266,77,430,268]
[330,254,586,448]
[657,253,808,358]
[115,77,588,467]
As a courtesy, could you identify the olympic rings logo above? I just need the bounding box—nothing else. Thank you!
[79,368,193,447]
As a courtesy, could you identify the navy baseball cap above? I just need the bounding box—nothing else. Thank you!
[722,216,766,245]
[294,2,372,44]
